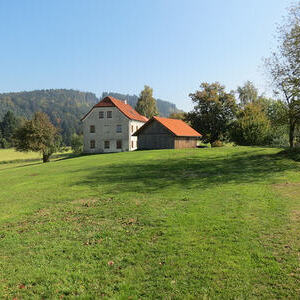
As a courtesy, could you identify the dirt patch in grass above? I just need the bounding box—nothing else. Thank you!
[36,208,51,217]
[290,210,300,222]
[272,182,300,201]
[72,198,98,207]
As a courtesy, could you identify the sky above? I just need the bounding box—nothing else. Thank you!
[0,0,291,111]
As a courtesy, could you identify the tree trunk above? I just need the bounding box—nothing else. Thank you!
[42,153,50,163]
[289,119,295,149]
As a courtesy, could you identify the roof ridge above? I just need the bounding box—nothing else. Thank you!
[136,116,201,137]
[81,96,148,122]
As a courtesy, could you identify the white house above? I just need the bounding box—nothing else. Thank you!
[81,96,148,153]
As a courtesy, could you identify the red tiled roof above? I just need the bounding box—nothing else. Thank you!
[81,96,148,122]
[134,116,202,137]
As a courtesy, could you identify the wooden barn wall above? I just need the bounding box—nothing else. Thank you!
[174,137,197,149]
[138,135,174,149]
[137,120,175,149]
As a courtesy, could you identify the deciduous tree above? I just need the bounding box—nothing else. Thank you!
[71,133,83,154]
[237,81,258,106]
[231,103,271,145]
[265,3,300,148]
[169,111,187,121]
[14,112,61,163]
[187,82,237,145]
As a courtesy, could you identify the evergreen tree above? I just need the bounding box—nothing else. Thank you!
[0,111,18,147]
[135,86,159,118]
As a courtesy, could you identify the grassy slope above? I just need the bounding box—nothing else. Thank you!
[0,147,299,299]
[0,149,41,162]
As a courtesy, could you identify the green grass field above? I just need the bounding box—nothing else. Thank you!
[0,147,299,299]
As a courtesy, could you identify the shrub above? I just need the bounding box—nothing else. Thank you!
[71,133,83,154]
[211,140,224,147]
[231,103,271,146]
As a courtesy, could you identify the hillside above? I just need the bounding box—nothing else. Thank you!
[0,147,299,298]
[0,89,98,145]
[0,90,183,145]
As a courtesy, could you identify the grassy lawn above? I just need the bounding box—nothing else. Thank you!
[0,147,299,298]
[0,149,72,170]
[0,149,41,162]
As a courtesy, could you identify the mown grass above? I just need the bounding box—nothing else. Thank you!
[0,147,299,299]
[0,149,72,171]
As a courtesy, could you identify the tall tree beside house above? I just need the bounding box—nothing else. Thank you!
[135,85,159,118]
[14,112,61,163]
[265,3,300,148]
[187,82,237,145]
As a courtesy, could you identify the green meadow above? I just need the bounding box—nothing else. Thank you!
[0,147,299,299]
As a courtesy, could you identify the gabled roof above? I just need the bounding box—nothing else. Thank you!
[133,116,202,137]
[81,96,148,122]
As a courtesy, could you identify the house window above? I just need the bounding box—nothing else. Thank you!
[99,111,104,119]
[104,141,110,149]
[116,125,122,133]
[90,140,95,149]
[136,125,138,131]
[132,141,134,148]
[131,125,134,133]
[90,125,95,133]
[116,140,122,149]
[107,111,112,118]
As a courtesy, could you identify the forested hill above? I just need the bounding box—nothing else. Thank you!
[0,89,98,145]
[0,89,183,145]
[102,92,183,117]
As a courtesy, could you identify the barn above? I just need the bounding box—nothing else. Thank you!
[133,116,202,150]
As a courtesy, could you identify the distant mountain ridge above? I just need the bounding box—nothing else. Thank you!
[0,89,183,145]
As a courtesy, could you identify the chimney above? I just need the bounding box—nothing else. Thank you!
[124,100,127,104]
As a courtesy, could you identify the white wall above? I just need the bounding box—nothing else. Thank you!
[82,106,145,153]
[129,120,144,151]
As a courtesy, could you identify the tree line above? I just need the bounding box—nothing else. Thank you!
[184,81,291,147]
[175,3,300,149]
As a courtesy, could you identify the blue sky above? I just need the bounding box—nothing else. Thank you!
[0,0,290,111]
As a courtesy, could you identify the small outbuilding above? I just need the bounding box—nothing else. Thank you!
[133,116,202,150]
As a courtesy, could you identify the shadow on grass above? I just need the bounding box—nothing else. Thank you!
[70,149,300,194]
[277,148,300,162]
[0,153,77,171]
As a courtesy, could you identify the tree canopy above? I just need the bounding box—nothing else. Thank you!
[14,112,61,163]
[265,3,300,148]
[187,82,237,145]
[237,81,259,106]
[231,103,271,146]
[0,111,19,148]
[135,86,159,118]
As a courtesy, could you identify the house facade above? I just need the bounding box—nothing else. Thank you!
[81,96,147,153]
[133,116,201,150]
